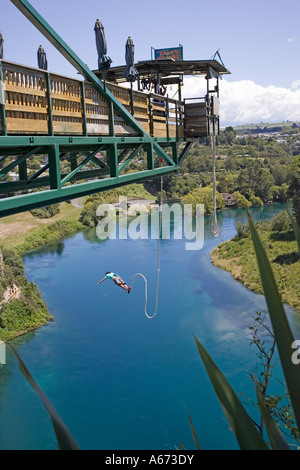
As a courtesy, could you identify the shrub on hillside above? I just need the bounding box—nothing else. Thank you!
[30,204,60,219]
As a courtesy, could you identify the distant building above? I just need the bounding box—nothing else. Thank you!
[222,193,235,207]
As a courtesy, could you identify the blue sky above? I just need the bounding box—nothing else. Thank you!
[1,0,300,126]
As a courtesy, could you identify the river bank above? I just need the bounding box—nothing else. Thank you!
[210,214,300,312]
[2,202,299,450]
[1,200,299,342]
[0,203,84,341]
[0,202,83,253]
[0,188,155,340]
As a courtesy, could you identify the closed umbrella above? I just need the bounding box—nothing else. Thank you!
[37,45,48,70]
[123,36,138,115]
[94,19,112,71]
[0,32,4,59]
[123,36,139,82]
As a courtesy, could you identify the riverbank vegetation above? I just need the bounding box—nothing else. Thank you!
[211,211,300,311]
[0,185,154,340]
[0,122,299,340]
[0,203,84,341]
[0,202,83,251]
[143,124,300,225]
[0,247,52,341]
[192,214,300,450]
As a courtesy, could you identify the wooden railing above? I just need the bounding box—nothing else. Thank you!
[0,60,185,138]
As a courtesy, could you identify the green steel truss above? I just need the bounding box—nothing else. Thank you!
[0,136,192,217]
[0,0,194,218]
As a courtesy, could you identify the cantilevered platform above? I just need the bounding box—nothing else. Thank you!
[0,0,230,218]
[95,59,230,86]
[0,60,185,139]
[0,57,229,140]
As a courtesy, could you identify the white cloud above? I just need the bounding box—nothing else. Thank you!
[292,80,300,89]
[181,77,300,127]
[287,37,296,42]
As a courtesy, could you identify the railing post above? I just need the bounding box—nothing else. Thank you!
[175,102,179,142]
[166,95,169,141]
[48,145,61,189]
[80,81,88,136]
[148,95,153,136]
[0,61,7,136]
[130,85,134,116]
[45,72,54,136]
[108,101,115,137]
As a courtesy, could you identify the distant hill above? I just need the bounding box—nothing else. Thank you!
[222,121,300,135]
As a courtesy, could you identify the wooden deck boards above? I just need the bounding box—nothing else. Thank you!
[0,60,187,138]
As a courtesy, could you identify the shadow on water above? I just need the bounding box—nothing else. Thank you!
[24,241,65,259]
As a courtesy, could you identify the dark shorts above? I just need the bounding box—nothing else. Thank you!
[113,275,125,286]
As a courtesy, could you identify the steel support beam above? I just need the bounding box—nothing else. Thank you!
[10,0,176,166]
[0,146,41,178]
[48,145,61,189]
[0,1,197,218]
[0,165,178,218]
[60,145,103,186]
[118,144,143,175]
[178,142,193,166]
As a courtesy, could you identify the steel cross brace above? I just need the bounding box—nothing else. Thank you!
[0,164,178,217]
[10,0,175,168]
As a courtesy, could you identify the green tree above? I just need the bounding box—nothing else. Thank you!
[287,156,300,226]
[255,168,275,202]
[271,163,288,186]
[271,211,291,232]
[233,191,252,209]
[217,173,238,194]
[181,187,224,215]
[249,194,263,206]
[272,183,289,203]
[224,155,238,171]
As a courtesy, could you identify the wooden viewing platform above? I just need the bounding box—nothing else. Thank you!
[0,0,230,218]
[0,59,221,140]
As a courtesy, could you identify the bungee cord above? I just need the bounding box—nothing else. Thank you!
[130,176,163,319]
[211,134,219,238]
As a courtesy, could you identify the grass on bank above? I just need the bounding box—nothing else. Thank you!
[0,185,155,340]
[0,202,83,252]
[0,184,154,252]
[211,217,300,311]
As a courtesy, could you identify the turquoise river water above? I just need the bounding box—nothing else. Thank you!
[0,203,299,450]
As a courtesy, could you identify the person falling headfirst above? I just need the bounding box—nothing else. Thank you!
[97,272,132,294]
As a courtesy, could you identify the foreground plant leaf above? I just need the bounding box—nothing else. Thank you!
[194,337,269,450]
[187,411,201,450]
[286,209,300,253]
[253,377,290,450]
[9,345,80,450]
[247,214,300,432]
